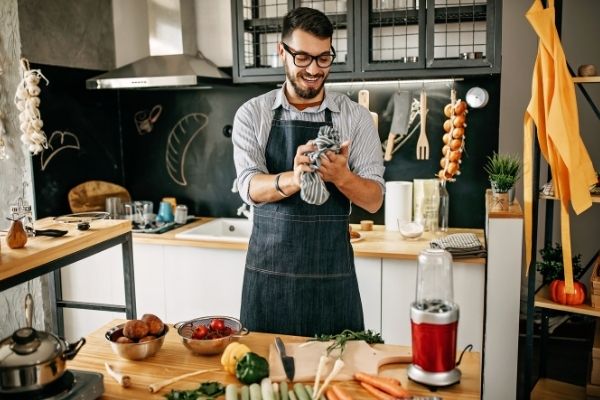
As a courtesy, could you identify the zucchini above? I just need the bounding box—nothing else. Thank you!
[279,381,289,400]
[240,385,250,400]
[249,383,262,400]
[226,384,239,400]
[261,378,275,400]
[293,383,310,400]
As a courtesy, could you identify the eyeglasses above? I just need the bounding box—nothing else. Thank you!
[281,42,336,68]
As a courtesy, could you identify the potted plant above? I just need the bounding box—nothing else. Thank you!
[536,242,586,305]
[483,152,521,209]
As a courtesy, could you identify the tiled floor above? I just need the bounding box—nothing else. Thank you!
[517,314,595,399]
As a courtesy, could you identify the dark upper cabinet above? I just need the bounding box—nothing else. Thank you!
[231,0,501,83]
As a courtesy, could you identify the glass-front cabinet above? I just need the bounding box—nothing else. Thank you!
[230,0,500,83]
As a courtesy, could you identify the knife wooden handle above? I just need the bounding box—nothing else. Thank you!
[384,133,396,161]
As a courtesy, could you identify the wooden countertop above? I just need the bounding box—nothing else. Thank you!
[68,319,481,400]
[133,218,486,265]
[0,218,131,282]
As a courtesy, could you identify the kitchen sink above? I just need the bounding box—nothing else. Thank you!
[174,218,252,243]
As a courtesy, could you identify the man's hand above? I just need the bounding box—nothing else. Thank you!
[293,141,316,186]
[317,140,351,185]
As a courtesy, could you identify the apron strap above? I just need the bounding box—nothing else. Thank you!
[273,106,283,121]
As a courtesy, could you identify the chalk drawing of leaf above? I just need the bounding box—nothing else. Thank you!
[40,130,81,171]
[166,113,208,186]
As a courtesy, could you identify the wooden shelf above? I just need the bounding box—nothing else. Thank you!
[531,378,585,400]
[539,193,600,203]
[573,76,600,83]
[535,286,600,317]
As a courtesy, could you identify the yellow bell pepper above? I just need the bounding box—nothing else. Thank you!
[221,342,251,374]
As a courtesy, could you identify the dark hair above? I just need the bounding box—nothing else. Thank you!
[281,7,334,42]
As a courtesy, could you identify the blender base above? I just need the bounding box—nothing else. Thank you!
[407,363,461,388]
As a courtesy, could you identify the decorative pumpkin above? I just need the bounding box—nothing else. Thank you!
[549,279,586,305]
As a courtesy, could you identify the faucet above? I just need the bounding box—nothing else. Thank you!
[232,177,253,221]
[236,204,252,219]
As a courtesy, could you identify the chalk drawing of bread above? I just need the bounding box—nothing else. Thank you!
[40,130,81,171]
[166,113,208,186]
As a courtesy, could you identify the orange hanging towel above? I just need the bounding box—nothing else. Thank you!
[524,0,596,293]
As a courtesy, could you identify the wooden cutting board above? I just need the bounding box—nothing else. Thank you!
[68,180,131,213]
[268,340,412,382]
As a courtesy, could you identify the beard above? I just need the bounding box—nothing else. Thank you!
[285,64,328,100]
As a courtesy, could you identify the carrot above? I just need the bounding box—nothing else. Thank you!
[360,382,395,400]
[325,387,340,400]
[331,385,353,400]
[354,372,410,398]
[356,372,402,387]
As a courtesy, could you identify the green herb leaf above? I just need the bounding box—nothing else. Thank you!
[309,329,384,355]
[164,381,225,400]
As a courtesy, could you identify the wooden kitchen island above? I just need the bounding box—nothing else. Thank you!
[0,218,136,335]
[69,319,481,400]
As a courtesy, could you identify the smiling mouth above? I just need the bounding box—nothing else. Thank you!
[301,74,322,85]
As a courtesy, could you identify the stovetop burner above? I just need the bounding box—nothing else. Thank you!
[0,370,104,400]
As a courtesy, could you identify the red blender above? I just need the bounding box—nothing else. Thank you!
[408,248,461,387]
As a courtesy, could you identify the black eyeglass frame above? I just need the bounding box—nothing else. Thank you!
[281,42,336,68]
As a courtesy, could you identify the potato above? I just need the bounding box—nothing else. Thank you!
[138,335,157,343]
[123,320,149,340]
[116,336,134,344]
[141,314,165,336]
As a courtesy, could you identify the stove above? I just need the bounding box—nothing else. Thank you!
[0,370,104,400]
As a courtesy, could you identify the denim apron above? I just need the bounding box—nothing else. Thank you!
[240,107,365,337]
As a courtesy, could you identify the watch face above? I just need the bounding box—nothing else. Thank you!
[466,87,489,108]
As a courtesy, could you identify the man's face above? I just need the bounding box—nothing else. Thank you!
[279,29,333,101]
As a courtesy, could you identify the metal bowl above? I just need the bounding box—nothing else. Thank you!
[399,222,424,239]
[174,316,249,355]
[105,324,168,361]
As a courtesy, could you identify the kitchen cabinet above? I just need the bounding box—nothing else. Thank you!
[162,246,246,322]
[381,258,485,352]
[133,244,167,318]
[59,229,487,357]
[355,256,382,332]
[231,0,501,83]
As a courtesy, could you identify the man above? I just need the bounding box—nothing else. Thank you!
[232,7,384,337]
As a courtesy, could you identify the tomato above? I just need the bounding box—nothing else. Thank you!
[210,318,225,332]
[549,279,586,305]
[192,325,209,339]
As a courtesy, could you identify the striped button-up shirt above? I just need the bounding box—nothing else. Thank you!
[233,84,385,206]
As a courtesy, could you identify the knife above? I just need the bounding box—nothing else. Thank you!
[274,337,295,381]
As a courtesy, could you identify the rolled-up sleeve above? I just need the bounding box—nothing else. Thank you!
[232,100,269,205]
[348,106,386,193]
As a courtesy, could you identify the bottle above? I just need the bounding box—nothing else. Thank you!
[438,181,449,232]
[423,189,439,232]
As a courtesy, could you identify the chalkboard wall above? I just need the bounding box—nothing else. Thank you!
[31,65,121,218]
[33,64,499,228]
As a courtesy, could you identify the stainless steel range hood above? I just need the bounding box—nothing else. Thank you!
[86,0,230,89]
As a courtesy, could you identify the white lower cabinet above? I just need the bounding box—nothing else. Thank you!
[162,246,246,323]
[133,243,167,319]
[60,247,125,341]
[381,259,485,352]
[355,256,382,333]
[60,243,484,356]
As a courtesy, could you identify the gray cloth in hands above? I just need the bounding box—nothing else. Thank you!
[430,233,487,259]
[300,125,341,205]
